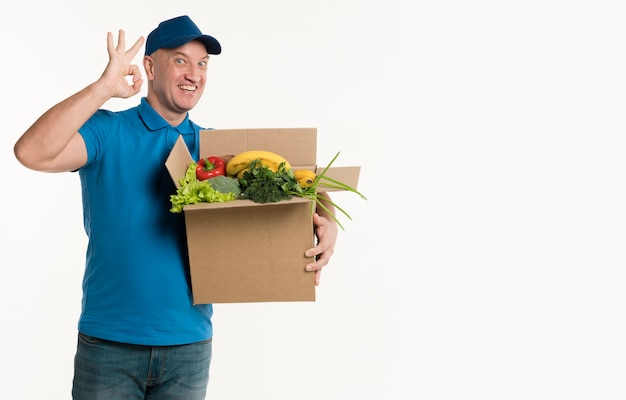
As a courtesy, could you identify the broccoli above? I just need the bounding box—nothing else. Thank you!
[206,175,242,196]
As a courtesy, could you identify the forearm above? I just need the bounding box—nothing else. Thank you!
[14,80,112,172]
[15,30,144,173]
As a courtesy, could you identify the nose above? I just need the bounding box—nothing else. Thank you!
[185,64,203,83]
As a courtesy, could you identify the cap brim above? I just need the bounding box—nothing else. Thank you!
[159,34,221,55]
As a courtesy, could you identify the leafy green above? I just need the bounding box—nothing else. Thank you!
[169,161,237,213]
[238,160,299,203]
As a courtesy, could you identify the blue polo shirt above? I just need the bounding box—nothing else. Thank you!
[77,97,212,346]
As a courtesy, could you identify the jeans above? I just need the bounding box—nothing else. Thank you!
[72,332,212,400]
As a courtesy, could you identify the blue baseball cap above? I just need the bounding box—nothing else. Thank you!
[145,15,221,56]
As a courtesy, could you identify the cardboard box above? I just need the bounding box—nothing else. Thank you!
[165,128,360,304]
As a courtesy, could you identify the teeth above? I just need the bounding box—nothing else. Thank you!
[179,85,196,91]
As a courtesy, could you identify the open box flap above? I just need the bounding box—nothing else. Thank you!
[315,166,361,192]
[165,135,194,189]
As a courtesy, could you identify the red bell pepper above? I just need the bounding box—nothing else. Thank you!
[196,156,226,181]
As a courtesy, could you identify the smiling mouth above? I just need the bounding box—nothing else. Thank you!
[179,85,197,92]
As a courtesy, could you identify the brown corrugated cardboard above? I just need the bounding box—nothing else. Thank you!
[165,128,360,304]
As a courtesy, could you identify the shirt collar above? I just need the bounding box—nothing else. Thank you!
[138,97,195,135]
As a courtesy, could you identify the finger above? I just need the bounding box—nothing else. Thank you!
[304,247,317,258]
[128,65,144,94]
[116,29,126,52]
[314,269,322,286]
[312,212,322,227]
[106,32,115,57]
[305,255,319,271]
[128,64,142,79]
[126,36,146,59]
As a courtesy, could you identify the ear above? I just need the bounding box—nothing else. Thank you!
[143,56,155,80]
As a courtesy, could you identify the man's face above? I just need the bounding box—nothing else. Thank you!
[145,40,210,119]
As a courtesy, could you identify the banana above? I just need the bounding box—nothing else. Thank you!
[294,169,316,188]
[226,150,291,177]
[236,169,247,179]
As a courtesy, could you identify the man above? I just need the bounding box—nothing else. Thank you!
[14,15,337,399]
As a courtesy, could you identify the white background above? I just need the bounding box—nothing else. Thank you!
[1,1,625,399]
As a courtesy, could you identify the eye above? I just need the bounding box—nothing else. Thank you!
[175,58,185,65]
[198,60,208,68]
